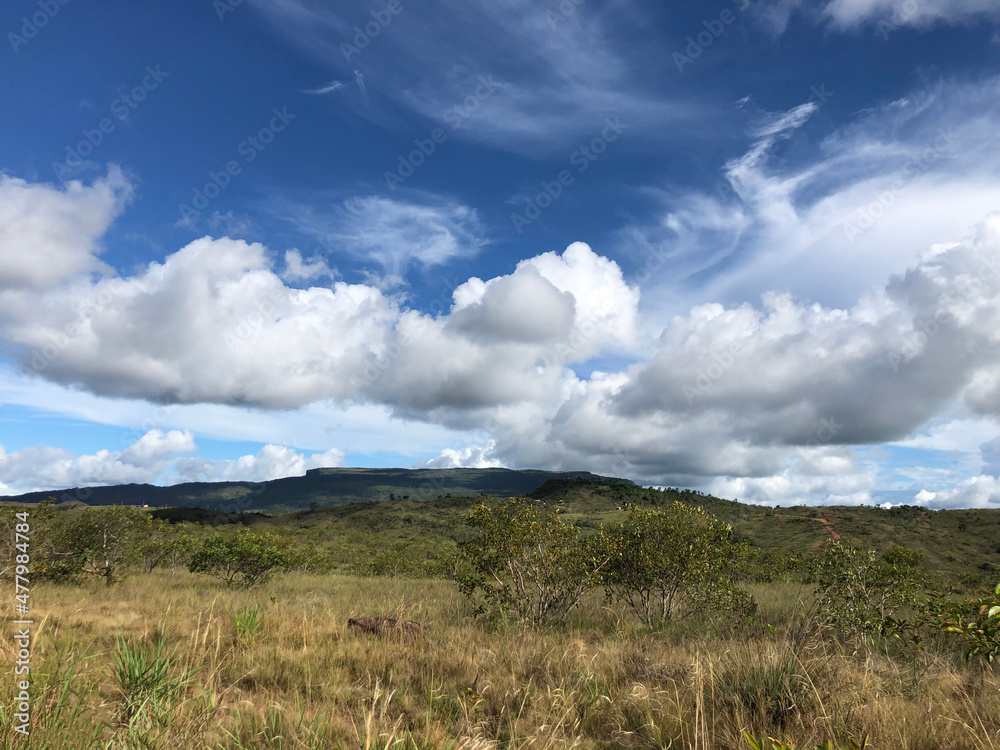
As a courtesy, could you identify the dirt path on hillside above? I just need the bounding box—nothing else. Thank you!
[776,513,842,547]
[916,512,931,529]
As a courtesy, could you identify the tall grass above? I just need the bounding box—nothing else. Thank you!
[0,571,996,749]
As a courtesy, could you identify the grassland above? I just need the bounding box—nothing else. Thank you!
[2,571,998,749]
[2,477,999,748]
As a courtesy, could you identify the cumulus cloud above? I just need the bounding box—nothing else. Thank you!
[0,167,131,290]
[3,89,1000,505]
[0,429,193,493]
[281,249,336,283]
[3,234,401,408]
[915,475,1000,509]
[0,430,346,495]
[174,445,346,484]
[418,441,503,470]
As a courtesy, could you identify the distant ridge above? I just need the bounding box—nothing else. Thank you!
[0,468,633,514]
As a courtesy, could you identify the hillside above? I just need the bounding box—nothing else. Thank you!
[0,467,632,513]
[126,476,1000,585]
[5,471,998,583]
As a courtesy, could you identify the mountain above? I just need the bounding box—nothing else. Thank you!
[0,467,634,514]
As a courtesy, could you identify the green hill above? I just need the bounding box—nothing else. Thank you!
[0,467,631,514]
[5,471,998,583]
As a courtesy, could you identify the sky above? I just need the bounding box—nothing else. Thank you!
[1,0,1000,509]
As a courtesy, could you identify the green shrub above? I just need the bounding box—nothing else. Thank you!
[188,528,290,588]
[456,498,601,626]
[597,503,757,626]
[811,542,925,645]
[939,582,1000,663]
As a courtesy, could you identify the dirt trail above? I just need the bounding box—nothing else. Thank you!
[776,513,842,547]
[916,512,931,529]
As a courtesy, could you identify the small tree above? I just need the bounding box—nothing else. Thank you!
[188,528,290,588]
[598,503,755,626]
[811,542,925,645]
[456,498,603,626]
[138,519,197,574]
[67,505,153,585]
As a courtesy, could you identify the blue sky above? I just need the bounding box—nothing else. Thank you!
[1,0,1000,508]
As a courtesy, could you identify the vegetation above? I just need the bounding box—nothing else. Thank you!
[187,528,290,588]
[598,503,756,626]
[0,476,997,748]
[456,498,601,625]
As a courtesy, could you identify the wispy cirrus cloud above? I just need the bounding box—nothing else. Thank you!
[247,0,698,154]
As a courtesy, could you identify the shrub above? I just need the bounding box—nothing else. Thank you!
[456,498,602,626]
[597,503,757,626]
[188,528,290,588]
[939,582,1000,663]
[811,542,925,645]
[66,505,153,585]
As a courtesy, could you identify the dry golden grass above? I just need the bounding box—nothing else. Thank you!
[1,573,997,749]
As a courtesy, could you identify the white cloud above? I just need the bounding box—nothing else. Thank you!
[625,77,1000,314]
[0,430,346,495]
[760,0,1000,33]
[247,0,695,154]
[281,249,337,283]
[0,167,131,290]
[915,475,1000,509]
[174,444,346,484]
[0,429,193,493]
[418,441,502,470]
[277,195,487,279]
[822,0,999,29]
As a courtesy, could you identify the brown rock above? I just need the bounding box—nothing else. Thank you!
[347,616,423,641]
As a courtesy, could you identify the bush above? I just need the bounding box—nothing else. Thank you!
[597,503,757,626]
[456,498,602,626]
[188,528,290,588]
[66,505,153,585]
[811,542,925,645]
[938,581,1000,663]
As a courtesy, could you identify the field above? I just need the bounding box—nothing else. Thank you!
[2,479,999,749]
[1,571,998,750]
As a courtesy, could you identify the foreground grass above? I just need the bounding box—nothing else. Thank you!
[1,573,997,749]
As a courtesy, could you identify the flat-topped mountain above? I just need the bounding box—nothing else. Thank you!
[0,467,633,514]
